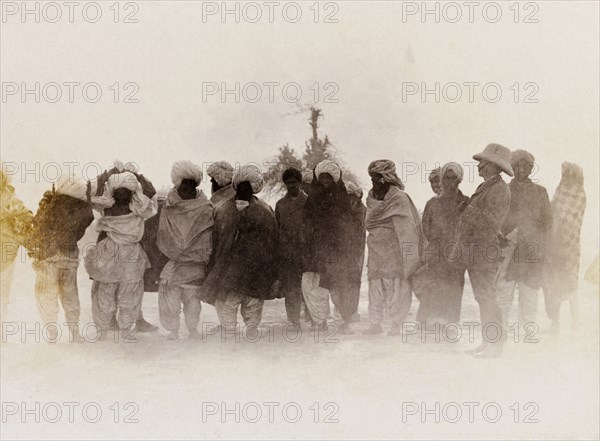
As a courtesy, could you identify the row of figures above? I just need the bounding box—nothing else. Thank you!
[1,145,597,357]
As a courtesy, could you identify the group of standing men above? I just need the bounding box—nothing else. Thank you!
[0,143,589,357]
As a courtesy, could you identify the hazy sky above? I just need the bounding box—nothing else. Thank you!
[2,0,599,264]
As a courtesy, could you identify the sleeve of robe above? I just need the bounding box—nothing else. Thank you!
[136,174,157,199]
[422,198,434,242]
[72,203,94,243]
[501,192,519,236]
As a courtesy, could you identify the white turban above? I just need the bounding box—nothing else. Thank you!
[441,162,464,183]
[92,171,154,215]
[315,160,341,182]
[107,171,139,194]
[207,161,234,187]
[232,164,264,194]
[171,160,203,187]
[345,181,363,198]
[56,175,88,201]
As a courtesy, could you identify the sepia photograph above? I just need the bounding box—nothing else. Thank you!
[1,1,599,440]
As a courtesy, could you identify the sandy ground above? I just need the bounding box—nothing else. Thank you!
[1,256,598,441]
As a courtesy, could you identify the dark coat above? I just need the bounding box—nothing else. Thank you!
[416,190,470,323]
[422,190,470,268]
[220,197,279,300]
[301,178,355,290]
[348,200,367,284]
[275,191,308,273]
[502,178,552,288]
[201,191,238,304]
[454,175,511,268]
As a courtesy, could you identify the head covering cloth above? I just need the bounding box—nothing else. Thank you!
[368,160,405,190]
[92,171,150,214]
[55,174,88,201]
[315,160,341,183]
[547,161,586,296]
[559,162,584,188]
[171,160,203,187]
[440,162,464,183]
[232,164,264,194]
[207,161,234,187]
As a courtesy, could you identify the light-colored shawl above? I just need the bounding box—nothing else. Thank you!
[366,185,425,277]
[157,188,214,262]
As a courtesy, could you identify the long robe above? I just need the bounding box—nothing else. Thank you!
[545,180,586,298]
[501,178,552,289]
[219,197,278,300]
[302,178,355,291]
[365,185,424,281]
[348,200,366,314]
[202,189,238,304]
[276,191,308,276]
[275,191,308,320]
[418,190,469,322]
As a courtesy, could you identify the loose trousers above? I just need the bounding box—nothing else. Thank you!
[301,272,332,324]
[302,272,354,324]
[215,290,264,331]
[158,282,202,333]
[33,258,80,325]
[367,278,412,325]
[92,279,144,330]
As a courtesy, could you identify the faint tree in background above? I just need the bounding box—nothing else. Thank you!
[262,143,304,195]
[263,106,360,196]
[303,107,332,169]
